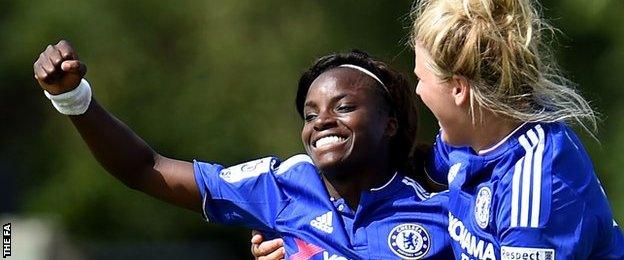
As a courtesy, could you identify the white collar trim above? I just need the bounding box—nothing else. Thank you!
[370,172,398,191]
[478,122,528,155]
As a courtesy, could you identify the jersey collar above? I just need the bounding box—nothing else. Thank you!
[370,172,399,191]
[475,122,539,159]
[363,172,407,200]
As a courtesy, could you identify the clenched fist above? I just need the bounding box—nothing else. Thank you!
[33,40,87,95]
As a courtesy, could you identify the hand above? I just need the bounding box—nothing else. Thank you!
[251,230,285,260]
[33,40,87,95]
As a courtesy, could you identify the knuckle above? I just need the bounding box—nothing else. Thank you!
[58,40,71,50]
[43,65,54,73]
[61,49,74,59]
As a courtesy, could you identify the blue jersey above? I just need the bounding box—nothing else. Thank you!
[427,122,624,259]
[194,154,453,259]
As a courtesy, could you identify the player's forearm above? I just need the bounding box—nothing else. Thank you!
[35,41,202,212]
[69,98,158,190]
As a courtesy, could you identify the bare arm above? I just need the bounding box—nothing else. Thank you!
[34,40,201,212]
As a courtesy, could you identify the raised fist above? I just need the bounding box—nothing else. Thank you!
[33,40,87,95]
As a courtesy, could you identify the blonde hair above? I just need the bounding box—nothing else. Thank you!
[410,0,598,135]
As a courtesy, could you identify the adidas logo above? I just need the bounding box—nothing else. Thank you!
[310,211,333,233]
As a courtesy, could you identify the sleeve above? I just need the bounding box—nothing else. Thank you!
[496,174,582,260]
[193,157,289,230]
[495,129,602,260]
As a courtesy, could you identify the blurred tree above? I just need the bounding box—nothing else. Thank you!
[1,0,622,257]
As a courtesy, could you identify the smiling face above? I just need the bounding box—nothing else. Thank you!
[413,43,469,146]
[301,68,396,173]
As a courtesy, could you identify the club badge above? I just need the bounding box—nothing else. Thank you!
[388,223,430,259]
[475,186,492,229]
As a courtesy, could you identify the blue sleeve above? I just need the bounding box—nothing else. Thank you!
[496,174,580,260]
[193,157,289,230]
[497,174,624,259]
[496,124,624,259]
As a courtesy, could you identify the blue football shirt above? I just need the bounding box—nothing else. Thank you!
[427,122,624,259]
[194,154,453,259]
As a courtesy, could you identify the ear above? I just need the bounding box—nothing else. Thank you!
[384,116,399,138]
[450,75,470,107]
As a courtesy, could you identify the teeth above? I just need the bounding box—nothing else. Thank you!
[315,136,345,148]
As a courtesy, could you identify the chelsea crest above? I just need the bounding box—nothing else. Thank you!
[475,186,492,229]
[388,223,430,259]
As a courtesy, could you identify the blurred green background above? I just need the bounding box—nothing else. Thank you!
[1,0,622,259]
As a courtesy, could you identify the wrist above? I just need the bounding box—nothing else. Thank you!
[44,78,93,115]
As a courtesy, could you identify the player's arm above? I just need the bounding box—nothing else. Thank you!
[33,40,201,212]
[495,170,587,259]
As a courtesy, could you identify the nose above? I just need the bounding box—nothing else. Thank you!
[313,111,337,131]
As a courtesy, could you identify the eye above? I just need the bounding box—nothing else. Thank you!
[336,104,355,113]
[304,113,317,122]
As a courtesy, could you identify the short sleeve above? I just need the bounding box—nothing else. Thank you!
[193,157,289,230]
[495,146,595,259]
[496,175,583,259]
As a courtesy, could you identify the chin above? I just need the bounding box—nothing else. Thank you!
[315,154,342,169]
[314,154,351,175]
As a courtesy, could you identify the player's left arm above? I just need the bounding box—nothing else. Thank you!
[495,177,582,259]
[494,165,604,260]
[493,125,624,259]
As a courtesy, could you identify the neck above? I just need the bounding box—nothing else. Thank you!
[466,111,522,152]
[321,160,393,210]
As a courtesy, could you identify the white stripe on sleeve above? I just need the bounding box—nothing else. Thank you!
[519,135,534,227]
[530,125,545,227]
[511,157,524,228]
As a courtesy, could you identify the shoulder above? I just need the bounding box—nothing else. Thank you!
[194,154,316,183]
[493,122,601,228]
[515,122,591,171]
[541,123,596,183]
[400,175,450,204]
[274,154,315,175]
[493,122,593,183]
[400,175,432,200]
[495,122,595,195]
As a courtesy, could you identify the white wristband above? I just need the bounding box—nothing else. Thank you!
[44,78,93,115]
